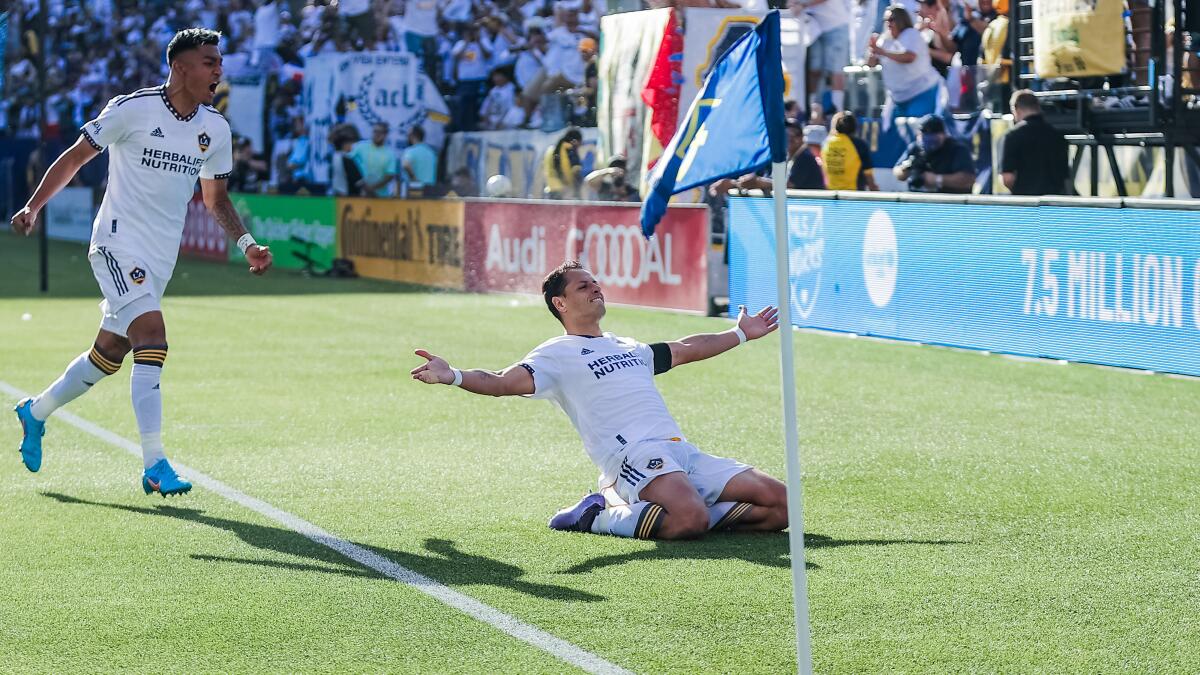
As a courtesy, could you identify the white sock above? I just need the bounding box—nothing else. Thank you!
[709,501,753,530]
[30,346,121,421]
[131,345,168,469]
[830,89,845,112]
[589,501,667,539]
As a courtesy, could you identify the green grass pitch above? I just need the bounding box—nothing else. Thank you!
[1,234,1197,673]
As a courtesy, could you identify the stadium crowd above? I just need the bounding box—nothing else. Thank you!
[0,0,609,195]
[1,0,1076,200]
[0,0,601,139]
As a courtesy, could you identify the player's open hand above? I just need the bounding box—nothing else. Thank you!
[736,304,780,341]
[411,349,453,385]
[247,244,273,275]
[10,206,38,236]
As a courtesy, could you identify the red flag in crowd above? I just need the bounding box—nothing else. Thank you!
[641,11,684,165]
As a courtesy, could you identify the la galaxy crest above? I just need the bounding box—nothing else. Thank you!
[198,131,211,153]
[129,267,147,285]
[647,458,663,470]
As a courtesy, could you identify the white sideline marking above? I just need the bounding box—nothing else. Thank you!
[1,381,630,675]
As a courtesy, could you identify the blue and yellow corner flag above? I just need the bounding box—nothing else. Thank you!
[640,10,787,237]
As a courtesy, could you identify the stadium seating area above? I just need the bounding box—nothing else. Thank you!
[0,0,602,142]
[0,0,1173,199]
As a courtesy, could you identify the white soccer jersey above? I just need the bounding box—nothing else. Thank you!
[81,86,232,280]
[520,333,684,479]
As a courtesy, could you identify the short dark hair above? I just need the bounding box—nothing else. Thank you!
[167,28,221,64]
[832,111,857,135]
[409,125,425,141]
[885,5,915,32]
[542,260,584,322]
[1010,89,1041,113]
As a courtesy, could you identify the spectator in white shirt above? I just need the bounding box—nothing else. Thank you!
[443,0,473,23]
[452,24,493,130]
[868,5,944,130]
[794,0,851,118]
[403,0,441,77]
[480,68,522,130]
[337,0,374,46]
[515,28,547,91]
[544,8,585,87]
[575,0,600,36]
[481,15,519,68]
[850,0,879,65]
[252,0,281,69]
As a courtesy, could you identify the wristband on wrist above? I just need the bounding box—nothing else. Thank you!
[237,233,257,255]
[450,367,464,387]
[731,326,747,345]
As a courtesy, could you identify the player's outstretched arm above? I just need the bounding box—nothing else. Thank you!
[411,349,535,397]
[10,137,99,235]
[200,177,273,275]
[665,305,779,368]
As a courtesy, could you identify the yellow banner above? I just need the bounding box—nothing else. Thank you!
[1034,0,1126,78]
[336,198,464,288]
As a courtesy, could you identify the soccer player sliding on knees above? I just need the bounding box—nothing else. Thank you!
[10,29,272,497]
[411,261,789,540]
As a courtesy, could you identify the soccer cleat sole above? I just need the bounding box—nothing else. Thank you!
[142,478,192,497]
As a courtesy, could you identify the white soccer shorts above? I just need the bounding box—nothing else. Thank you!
[88,245,165,337]
[607,438,751,507]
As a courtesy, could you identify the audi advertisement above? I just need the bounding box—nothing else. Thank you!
[181,192,229,262]
[463,200,709,313]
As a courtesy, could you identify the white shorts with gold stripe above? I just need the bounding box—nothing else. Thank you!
[603,438,751,507]
[88,245,165,337]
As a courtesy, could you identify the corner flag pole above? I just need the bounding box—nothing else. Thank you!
[772,162,812,673]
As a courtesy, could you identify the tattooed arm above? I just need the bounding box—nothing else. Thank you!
[200,177,273,275]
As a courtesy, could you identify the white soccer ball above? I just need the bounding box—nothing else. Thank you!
[486,174,513,198]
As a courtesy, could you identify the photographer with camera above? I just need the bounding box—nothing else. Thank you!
[585,155,638,202]
[893,115,975,193]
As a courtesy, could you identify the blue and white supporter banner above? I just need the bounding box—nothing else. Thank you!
[729,197,1200,376]
[304,52,450,183]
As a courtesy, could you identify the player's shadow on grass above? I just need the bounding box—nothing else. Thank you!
[41,491,603,603]
[561,531,965,574]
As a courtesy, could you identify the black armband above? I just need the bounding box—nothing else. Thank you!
[650,343,672,375]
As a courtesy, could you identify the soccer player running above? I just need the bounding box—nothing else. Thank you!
[411,261,789,540]
[9,29,272,496]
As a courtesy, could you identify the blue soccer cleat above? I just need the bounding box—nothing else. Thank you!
[14,398,45,473]
[142,458,192,497]
[549,493,606,533]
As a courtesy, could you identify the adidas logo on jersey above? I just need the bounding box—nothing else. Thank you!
[150,127,164,138]
[581,348,594,355]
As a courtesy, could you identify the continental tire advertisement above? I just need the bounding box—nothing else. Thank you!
[230,194,336,270]
[337,198,465,288]
[1033,0,1126,78]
